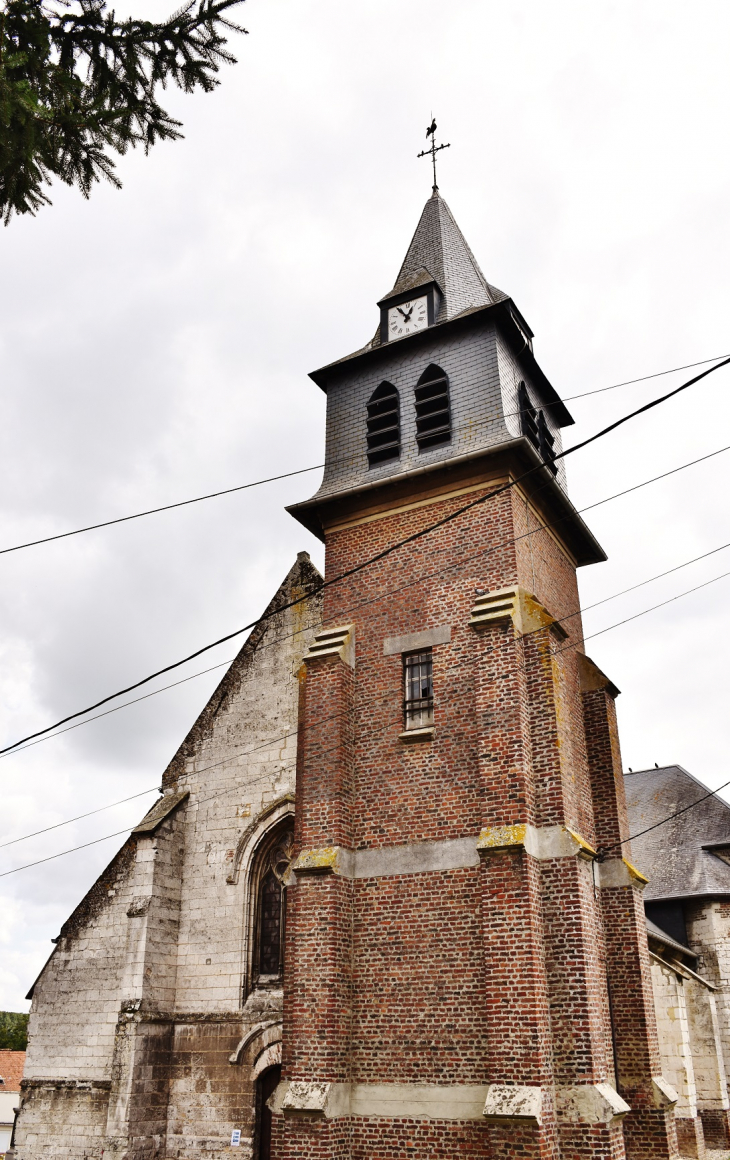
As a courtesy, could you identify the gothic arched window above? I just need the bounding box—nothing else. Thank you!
[257,870,283,976]
[415,364,451,449]
[248,822,294,991]
[366,381,401,465]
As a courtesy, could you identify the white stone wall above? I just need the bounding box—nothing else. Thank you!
[12,555,322,1160]
[23,842,138,1085]
[651,956,698,1116]
[687,899,730,1090]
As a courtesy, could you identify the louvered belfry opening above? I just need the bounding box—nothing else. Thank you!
[518,380,557,475]
[367,381,401,466]
[518,381,539,449]
[415,364,451,449]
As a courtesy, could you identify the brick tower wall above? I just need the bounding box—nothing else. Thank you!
[273,475,676,1159]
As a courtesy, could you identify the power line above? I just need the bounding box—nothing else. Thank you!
[4,541,730,866]
[560,353,730,404]
[575,568,730,649]
[0,658,235,761]
[0,829,134,878]
[1,353,726,559]
[3,432,730,780]
[0,464,325,557]
[6,441,727,862]
[5,553,730,877]
[600,776,730,858]
[2,354,728,759]
[561,540,730,624]
[0,787,160,849]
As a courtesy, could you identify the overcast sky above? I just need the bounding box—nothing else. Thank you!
[1,0,729,1012]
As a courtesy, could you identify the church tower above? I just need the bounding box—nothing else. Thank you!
[274,188,681,1158]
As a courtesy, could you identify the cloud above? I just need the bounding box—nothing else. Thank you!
[1,0,729,1009]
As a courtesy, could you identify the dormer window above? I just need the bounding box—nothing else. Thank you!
[367,382,401,466]
[415,364,451,450]
[518,381,557,475]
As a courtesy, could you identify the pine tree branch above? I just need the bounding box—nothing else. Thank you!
[0,0,247,221]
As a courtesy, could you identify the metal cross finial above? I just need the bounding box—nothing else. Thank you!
[417,118,451,193]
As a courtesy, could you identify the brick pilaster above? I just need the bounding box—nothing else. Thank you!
[277,631,355,1158]
[582,657,680,1159]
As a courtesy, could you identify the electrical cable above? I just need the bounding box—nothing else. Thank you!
[1,352,726,559]
[2,354,727,760]
[602,776,730,857]
[569,568,730,649]
[3,435,727,769]
[0,658,236,760]
[0,787,161,849]
[0,426,727,872]
[0,829,135,878]
[4,553,730,873]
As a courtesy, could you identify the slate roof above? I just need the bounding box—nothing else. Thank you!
[645,916,697,961]
[317,190,513,370]
[626,764,730,901]
[377,190,508,326]
[0,1050,25,1091]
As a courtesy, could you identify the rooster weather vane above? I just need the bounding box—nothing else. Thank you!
[418,118,451,193]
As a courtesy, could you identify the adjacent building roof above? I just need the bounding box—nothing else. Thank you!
[645,916,697,961]
[626,764,730,901]
[0,1050,25,1092]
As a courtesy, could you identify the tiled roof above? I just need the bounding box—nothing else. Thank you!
[0,1050,25,1091]
[626,765,730,901]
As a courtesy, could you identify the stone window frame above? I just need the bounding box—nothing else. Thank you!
[228,798,295,1001]
[246,819,294,995]
[403,648,435,731]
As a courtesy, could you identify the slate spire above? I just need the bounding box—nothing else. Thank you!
[385,190,507,325]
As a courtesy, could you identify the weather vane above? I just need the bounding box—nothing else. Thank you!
[418,118,450,193]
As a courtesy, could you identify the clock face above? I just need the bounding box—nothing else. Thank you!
[388,296,428,339]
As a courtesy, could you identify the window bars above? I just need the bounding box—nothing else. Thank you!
[415,364,451,449]
[404,650,434,730]
[367,382,401,465]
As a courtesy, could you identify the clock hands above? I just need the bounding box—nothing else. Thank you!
[397,305,414,322]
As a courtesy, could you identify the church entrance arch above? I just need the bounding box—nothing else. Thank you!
[255,1064,281,1160]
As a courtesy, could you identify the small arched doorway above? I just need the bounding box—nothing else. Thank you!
[255,1064,281,1160]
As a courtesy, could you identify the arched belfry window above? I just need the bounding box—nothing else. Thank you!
[415,364,451,450]
[248,821,294,991]
[518,380,557,475]
[367,381,401,466]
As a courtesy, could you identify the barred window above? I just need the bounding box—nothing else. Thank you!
[415,364,451,450]
[404,650,434,730]
[367,382,400,466]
